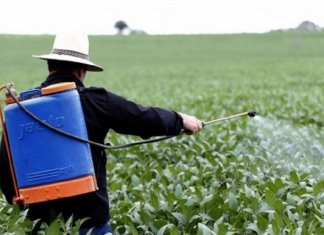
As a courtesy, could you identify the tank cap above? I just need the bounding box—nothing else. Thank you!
[41,82,76,95]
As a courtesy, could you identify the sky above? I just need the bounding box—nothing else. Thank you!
[0,0,324,35]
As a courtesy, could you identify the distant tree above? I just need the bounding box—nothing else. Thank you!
[114,20,129,35]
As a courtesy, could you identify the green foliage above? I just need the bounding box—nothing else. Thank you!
[0,200,33,234]
[0,32,323,233]
[0,197,87,234]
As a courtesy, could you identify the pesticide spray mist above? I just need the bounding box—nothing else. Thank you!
[248,116,324,176]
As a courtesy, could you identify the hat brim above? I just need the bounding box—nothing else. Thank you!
[33,54,104,72]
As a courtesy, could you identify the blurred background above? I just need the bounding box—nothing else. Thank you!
[1,0,324,35]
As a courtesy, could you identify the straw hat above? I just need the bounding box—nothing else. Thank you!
[33,34,103,72]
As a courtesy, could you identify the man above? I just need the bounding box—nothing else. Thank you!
[1,34,203,234]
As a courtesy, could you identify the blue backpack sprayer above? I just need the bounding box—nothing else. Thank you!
[0,82,256,205]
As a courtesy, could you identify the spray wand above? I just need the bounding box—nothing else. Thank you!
[202,111,257,127]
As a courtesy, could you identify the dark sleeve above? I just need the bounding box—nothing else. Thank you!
[105,91,183,139]
[0,137,16,204]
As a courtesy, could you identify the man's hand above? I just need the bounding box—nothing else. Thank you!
[178,113,203,135]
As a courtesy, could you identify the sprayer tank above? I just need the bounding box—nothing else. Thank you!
[3,82,96,204]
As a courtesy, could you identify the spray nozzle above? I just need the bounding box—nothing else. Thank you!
[247,111,257,118]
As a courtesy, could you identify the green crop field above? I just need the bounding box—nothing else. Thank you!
[0,33,323,234]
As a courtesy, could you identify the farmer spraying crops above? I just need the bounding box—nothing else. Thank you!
[0,34,203,234]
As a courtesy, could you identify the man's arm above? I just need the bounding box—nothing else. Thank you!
[104,91,203,138]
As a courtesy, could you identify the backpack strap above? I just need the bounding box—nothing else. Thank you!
[0,84,21,204]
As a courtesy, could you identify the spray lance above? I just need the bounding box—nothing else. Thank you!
[203,111,257,126]
[1,82,257,150]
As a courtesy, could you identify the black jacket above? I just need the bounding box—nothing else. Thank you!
[0,72,183,228]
